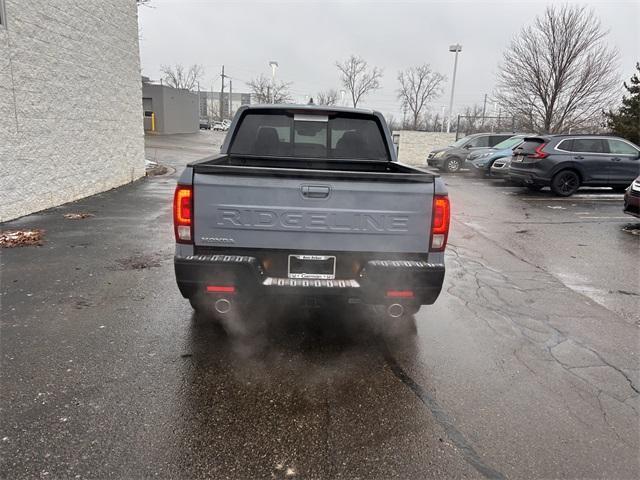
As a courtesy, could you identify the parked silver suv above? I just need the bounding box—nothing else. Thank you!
[426,133,514,172]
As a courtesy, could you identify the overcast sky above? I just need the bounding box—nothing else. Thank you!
[138,0,639,119]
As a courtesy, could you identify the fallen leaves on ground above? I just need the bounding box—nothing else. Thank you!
[0,229,44,248]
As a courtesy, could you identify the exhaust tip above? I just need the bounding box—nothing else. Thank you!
[387,303,404,318]
[214,298,232,314]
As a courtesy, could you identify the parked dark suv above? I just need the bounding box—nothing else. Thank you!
[426,133,514,172]
[623,176,640,218]
[509,135,640,196]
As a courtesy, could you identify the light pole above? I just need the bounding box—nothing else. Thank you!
[446,44,462,133]
[269,61,278,104]
[197,81,201,118]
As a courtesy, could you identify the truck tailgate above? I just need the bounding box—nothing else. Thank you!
[193,172,434,253]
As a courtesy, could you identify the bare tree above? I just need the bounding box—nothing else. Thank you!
[336,55,383,108]
[247,74,293,104]
[459,104,484,133]
[384,113,401,132]
[431,112,441,132]
[159,64,204,91]
[495,4,619,133]
[397,64,446,130]
[317,89,339,106]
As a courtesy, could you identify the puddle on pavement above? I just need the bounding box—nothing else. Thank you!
[63,212,94,219]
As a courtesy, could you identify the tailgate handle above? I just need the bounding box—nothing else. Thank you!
[302,185,330,199]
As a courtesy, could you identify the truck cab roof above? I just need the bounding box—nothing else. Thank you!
[221,104,394,160]
[237,104,380,116]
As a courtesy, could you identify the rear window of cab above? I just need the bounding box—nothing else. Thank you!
[228,112,390,161]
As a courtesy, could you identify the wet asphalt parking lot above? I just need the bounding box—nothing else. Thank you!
[1,132,639,479]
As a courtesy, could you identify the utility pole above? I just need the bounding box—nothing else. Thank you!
[219,65,229,121]
[446,44,462,133]
[481,93,487,127]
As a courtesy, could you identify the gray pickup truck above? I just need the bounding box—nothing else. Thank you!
[173,105,449,318]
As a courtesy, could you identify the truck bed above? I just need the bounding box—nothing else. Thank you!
[189,154,436,183]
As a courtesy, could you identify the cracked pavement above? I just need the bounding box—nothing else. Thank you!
[1,132,638,479]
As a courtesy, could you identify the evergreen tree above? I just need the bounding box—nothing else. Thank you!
[606,63,640,144]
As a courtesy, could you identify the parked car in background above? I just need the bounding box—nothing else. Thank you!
[212,121,229,131]
[623,176,640,218]
[468,135,528,176]
[199,119,211,130]
[509,135,640,196]
[490,157,512,178]
[427,133,515,172]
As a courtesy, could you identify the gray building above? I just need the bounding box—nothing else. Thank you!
[0,1,145,222]
[199,91,251,120]
[142,82,199,135]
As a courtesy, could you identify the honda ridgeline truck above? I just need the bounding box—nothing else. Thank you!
[173,105,449,318]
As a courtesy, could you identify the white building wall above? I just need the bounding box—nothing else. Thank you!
[393,131,457,165]
[0,0,145,222]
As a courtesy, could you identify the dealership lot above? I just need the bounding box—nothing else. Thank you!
[1,133,638,479]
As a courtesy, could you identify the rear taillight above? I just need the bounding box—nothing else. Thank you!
[430,195,450,251]
[173,185,193,243]
[529,143,548,159]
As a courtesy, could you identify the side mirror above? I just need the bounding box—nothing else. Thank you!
[392,134,400,145]
[464,144,472,149]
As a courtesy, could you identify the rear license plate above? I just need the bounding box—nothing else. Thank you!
[513,155,524,162]
[288,255,336,280]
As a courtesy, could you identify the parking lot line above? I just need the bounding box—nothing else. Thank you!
[517,197,623,201]
[575,216,630,219]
